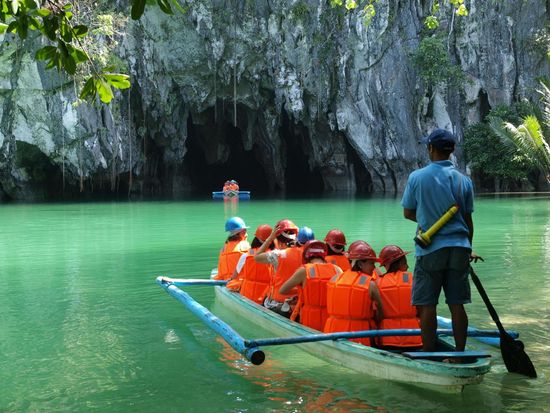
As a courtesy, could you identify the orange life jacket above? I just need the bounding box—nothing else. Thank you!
[324,270,376,346]
[376,271,421,347]
[239,249,274,304]
[268,246,303,303]
[291,263,341,331]
[325,254,351,271]
[215,239,250,280]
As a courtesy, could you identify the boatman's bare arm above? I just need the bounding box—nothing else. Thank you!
[464,213,484,263]
[404,208,417,222]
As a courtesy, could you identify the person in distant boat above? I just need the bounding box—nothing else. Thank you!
[279,240,342,330]
[324,229,351,271]
[402,128,482,353]
[228,224,275,302]
[254,219,302,317]
[214,216,250,280]
[324,240,383,346]
[296,226,315,246]
[223,180,231,192]
[375,245,422,348]
[223,180,239,192]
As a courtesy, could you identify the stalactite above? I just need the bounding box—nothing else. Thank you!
[111,134,116,192]
[233,0,237,127]
[214,59,218,123]
[233,63,237,127]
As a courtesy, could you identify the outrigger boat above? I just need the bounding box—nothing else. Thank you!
[212,190,251,200]
[155,276,508,392]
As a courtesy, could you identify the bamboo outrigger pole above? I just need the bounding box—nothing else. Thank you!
[156,277,266,365]
[157,278,518,365]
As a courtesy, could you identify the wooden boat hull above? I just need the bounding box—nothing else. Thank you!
[214,285,491,392]
[212,190,251,200]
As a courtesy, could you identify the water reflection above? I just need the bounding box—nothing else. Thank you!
[216,339,386,412]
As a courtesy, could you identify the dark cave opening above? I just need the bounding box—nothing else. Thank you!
[479,90,492,121]
[346,140,372,193]
[184,106,327,197]
[185,109,269,195]
[280,112,324,194]
[15,141,64,199]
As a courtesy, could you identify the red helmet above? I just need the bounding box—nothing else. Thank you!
[302,240,328,263]
[379,245,410,268]
[276,219,298,238]
[347,240,379,261]
[324,229,347,247]
[254,224,272,243]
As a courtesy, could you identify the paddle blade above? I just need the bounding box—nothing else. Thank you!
[500,334,537,378]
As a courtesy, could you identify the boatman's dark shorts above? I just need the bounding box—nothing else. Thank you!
[412,247,471,306]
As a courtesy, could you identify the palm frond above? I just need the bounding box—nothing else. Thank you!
[490,115,550,182]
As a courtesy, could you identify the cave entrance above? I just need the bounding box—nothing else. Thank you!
[347,144,373,193]
[185,108,269,195]
[280,112,324,195]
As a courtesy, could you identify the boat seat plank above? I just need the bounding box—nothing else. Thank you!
[403,351,491,360]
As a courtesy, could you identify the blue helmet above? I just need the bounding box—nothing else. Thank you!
[297,226,315,245]
[225,216,248,234]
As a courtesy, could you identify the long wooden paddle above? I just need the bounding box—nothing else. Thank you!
[469,265,537,378]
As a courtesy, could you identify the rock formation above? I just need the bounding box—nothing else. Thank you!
[0,0,548,201]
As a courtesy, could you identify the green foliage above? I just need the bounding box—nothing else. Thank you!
[424,15,439,30]
[424,0,469,31]
[489,83,550,182]
[525,23,550,59]
[0,0,130,103]
[412,35,466,88]
[361,3,376,26]
[290,1,309,21]
[464,121,535,181]
[131,0,187,20]
[80,72,130,104]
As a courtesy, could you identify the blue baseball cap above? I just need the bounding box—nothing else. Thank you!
[420,129,457,150]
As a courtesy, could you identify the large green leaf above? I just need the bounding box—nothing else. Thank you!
[169,0,188,14]
[62,54,76,75]
[23,0,38,10]
[0,23,8,34]
[28,16,40,30]
[104,73,131,90]
[42,16,58,41]
[35,45,57,60]
[72,24,88,38]
[10,0,18,15]
[7,20,18,34]
[69,46,88,63]
[17,14,28,38]
[79,77,97,101]
[131,0,146,20]
[59,19,72,42]
[97,78,114,103]
[157,0,173,14]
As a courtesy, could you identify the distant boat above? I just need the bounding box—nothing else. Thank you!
[212,190,251,200]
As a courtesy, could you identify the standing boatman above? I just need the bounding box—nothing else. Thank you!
[401,129,482,353]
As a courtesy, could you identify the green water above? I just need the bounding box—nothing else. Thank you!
[1,197,549,412]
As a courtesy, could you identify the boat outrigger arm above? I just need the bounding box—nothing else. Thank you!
[156,278,515,365]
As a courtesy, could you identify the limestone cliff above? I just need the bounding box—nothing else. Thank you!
[0,0,548,200]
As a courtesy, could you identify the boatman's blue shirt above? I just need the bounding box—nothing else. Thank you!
[401,160,474,256]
